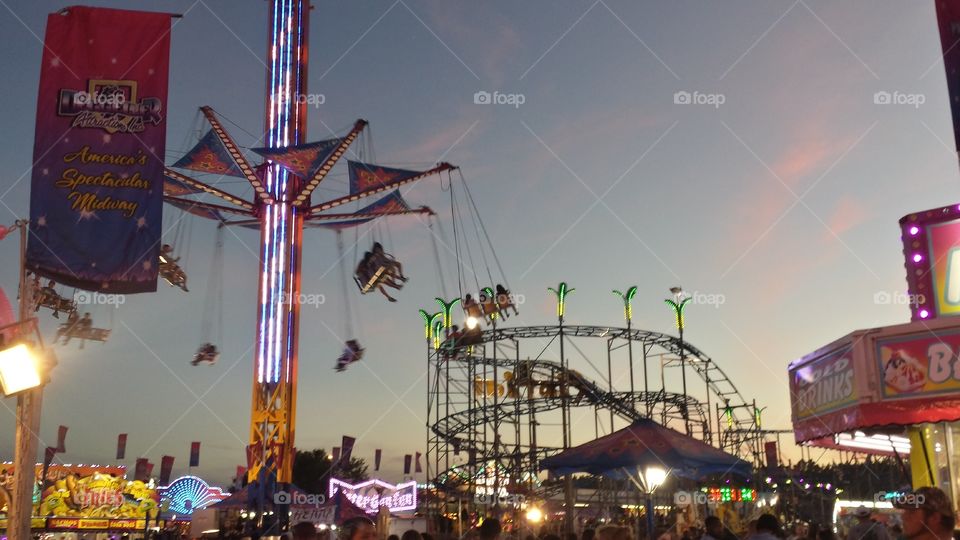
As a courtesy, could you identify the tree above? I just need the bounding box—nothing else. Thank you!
[292,448,369,495]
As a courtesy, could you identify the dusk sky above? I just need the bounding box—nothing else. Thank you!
[0,1,957,488]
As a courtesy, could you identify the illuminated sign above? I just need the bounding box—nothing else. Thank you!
[328,478,417,514]
[158,475,229,515]
[699,487,754,503]
[790,345,855,419]
[900,206,960,320]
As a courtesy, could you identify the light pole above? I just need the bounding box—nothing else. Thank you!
[5,220,55,540]
[548,282,575,537]
[613,287,644,416]
[664,287,692,436]
[637,466,667,540]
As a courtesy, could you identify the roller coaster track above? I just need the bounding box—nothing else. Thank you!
[427,325,761,494]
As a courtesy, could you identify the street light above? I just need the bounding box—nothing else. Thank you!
[525,507,543,523]
[465,316,479,330]
[0,343,42,396]
[664,287,692,435]
[639,466,668,540]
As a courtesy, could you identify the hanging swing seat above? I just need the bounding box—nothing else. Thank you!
[355,264,388,294]
[192,343,219,366]
[34,288,76,317]
[159,254,189,292]
[335,340,365,372]
[56,318,110,345]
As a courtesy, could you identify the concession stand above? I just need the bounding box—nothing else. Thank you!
[789,205,960,505]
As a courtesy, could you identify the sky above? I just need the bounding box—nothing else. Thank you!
[0,0,958,488]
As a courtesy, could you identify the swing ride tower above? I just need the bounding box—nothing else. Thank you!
[158,0,453,492]
[247,0,309,487]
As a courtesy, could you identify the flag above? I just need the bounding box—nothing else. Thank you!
[331,447,341,463]
[173,129,246,178]
[56,425,68,453]
[937,0,960,153]
[765,441,779,468]
[341,436,356,463]
[403,454,412,475]
[116,433,127,460]
[44,446,57,469]
[160,455,175,485]
[134,458,150,482]
[348,161,421,195]
[245,444,263,471]
[374,449,382,472]
[251,139,342,179]
[234,466,247,490]
[415,452,422,474]
[308,190,413,230]
[189,442,200,467]
[26,6,170,294]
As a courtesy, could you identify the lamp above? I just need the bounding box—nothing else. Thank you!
[525,507,543,523]
[465,316,479,330]
[642,466,667,492]
[0,343,42,396]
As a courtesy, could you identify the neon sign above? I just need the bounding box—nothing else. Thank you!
[700,487,754,502]
[328,478,417,514]
[158,475,228,515]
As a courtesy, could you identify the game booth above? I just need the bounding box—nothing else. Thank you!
[789,205,960,507]
[0,463,228,538]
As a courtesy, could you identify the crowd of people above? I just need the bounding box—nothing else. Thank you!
[285,487,956,540]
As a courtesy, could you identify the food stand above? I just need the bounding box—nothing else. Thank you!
[789,205,960,506]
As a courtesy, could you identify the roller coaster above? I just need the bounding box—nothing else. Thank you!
[426,321,767,512]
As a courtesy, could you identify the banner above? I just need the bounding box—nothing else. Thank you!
[331,447,341,464]
[764,441,779,468]
[374,449,381,472]
[134,458,149,482]
[26,6,170,293]
[56,425,68,453]
[876,327,960,398]
[415,452,422,473]
[341,436,356,463]
[116,434,127,460]
[159,455,174,485]
[937,0,960,153]
[403,454,411,475]
[190,442,200,467]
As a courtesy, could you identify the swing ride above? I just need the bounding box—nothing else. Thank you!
[29,273,111,347]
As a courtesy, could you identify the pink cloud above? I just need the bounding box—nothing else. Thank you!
[824,196,868,237]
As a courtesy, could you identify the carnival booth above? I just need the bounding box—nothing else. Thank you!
[789,205,960,506]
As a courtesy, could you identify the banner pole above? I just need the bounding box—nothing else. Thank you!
[10,221,43,540]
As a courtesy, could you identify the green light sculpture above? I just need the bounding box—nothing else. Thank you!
[612,286,638,322]
[435,297,461,330]
[548,282,574,322]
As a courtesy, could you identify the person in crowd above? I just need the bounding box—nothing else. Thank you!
[401,530,422,540]
[421,533,433,540]
[745,520,759,539]
[292,522,318,540]
[895,486,956,540]
[750,514,782,540]
[847,506,890,540]
[596,525,630,540]
[817,527,835,540]
[480,518,502,540]
[582,529,596,540]
[340,517,376,540]
[704,516,728,540]
[387,535,399,540]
